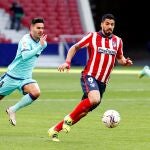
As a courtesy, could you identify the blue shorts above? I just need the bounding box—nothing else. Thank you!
[0,73,37,96]
[80,74,106,99]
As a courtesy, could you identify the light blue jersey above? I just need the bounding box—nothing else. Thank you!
[0,20,47,119]
[0,33,47,96]
[7,34,47,79]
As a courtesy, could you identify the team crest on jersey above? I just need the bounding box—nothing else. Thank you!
[23,42,27,48]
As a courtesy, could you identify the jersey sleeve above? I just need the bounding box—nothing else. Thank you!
[76,32,93,48]
[20,37,44,60]
[116,38,123,59]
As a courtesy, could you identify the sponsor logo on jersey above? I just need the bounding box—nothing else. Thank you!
[98,47,117,55]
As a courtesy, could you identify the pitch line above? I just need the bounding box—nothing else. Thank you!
[0,68,139,74]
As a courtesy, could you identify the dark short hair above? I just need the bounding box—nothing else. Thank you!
[31,18,44,25]
[101,14,115,22]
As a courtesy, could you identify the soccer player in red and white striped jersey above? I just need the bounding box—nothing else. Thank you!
[48,14,133,142]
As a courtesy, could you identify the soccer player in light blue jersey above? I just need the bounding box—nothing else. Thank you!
[0,18,47,126]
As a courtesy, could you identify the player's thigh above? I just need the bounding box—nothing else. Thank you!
[88,81,106,102]
[80,75,100,101]
[80,75,106,101]
[0,74,19,96]
[20,79,40,95]
[80,75,99,93]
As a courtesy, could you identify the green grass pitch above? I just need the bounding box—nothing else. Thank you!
[0,67,150,150]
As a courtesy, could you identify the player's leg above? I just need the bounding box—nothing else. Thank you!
[62,75,105,132]
[62,90,99,133]
[48,75,105,140]
[0,74,19,126]
[48,95,98,141]
[7,79,40,125]
[0,74,17,96]
[9,80,40,113]
[48,112,88,142]
[0,74,15,97]
[49,76,100,133]
[48,125,61,142]
[139,66,150,78]
[48,76,92,141]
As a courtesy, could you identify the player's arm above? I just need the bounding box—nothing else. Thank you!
[21,34,47,60]
[116,38,133,66]
[58,44,80,72]
[117,55,133,66]
[58,32,92,72]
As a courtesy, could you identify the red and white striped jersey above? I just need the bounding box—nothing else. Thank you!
[77,31,123,84]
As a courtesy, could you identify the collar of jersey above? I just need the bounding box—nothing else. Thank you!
[98,30,113,39]
[30,34,39,43]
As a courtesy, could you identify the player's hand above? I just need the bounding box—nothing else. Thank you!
[40,34,47,46]
[124,57,133,66]
[58,61,71,72]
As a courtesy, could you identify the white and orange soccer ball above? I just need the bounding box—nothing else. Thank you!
[102,109,121,128]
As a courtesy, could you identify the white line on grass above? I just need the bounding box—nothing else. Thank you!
[41,88,150,92]
[106,89,150,92]
[0,68,140,74]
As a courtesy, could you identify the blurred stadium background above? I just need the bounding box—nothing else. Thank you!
[0,0,150,67]
[0,1,150,149]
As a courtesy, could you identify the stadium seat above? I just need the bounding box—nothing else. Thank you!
[0,33,12,43]
[0,0,84,43]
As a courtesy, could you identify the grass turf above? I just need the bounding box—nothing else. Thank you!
[0,67,150,150]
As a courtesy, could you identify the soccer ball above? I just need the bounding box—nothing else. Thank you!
[102,109,121,128]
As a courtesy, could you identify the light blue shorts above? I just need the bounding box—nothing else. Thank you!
[0,74,37,96]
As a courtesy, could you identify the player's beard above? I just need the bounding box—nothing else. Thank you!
[104,29,113,36]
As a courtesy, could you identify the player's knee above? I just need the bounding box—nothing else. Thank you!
[33,91,40,99]
[29,91,40,100]
[90,97,101,105]
[89,101,101,111]
[88,91,101,105]
[89,96,101,111]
